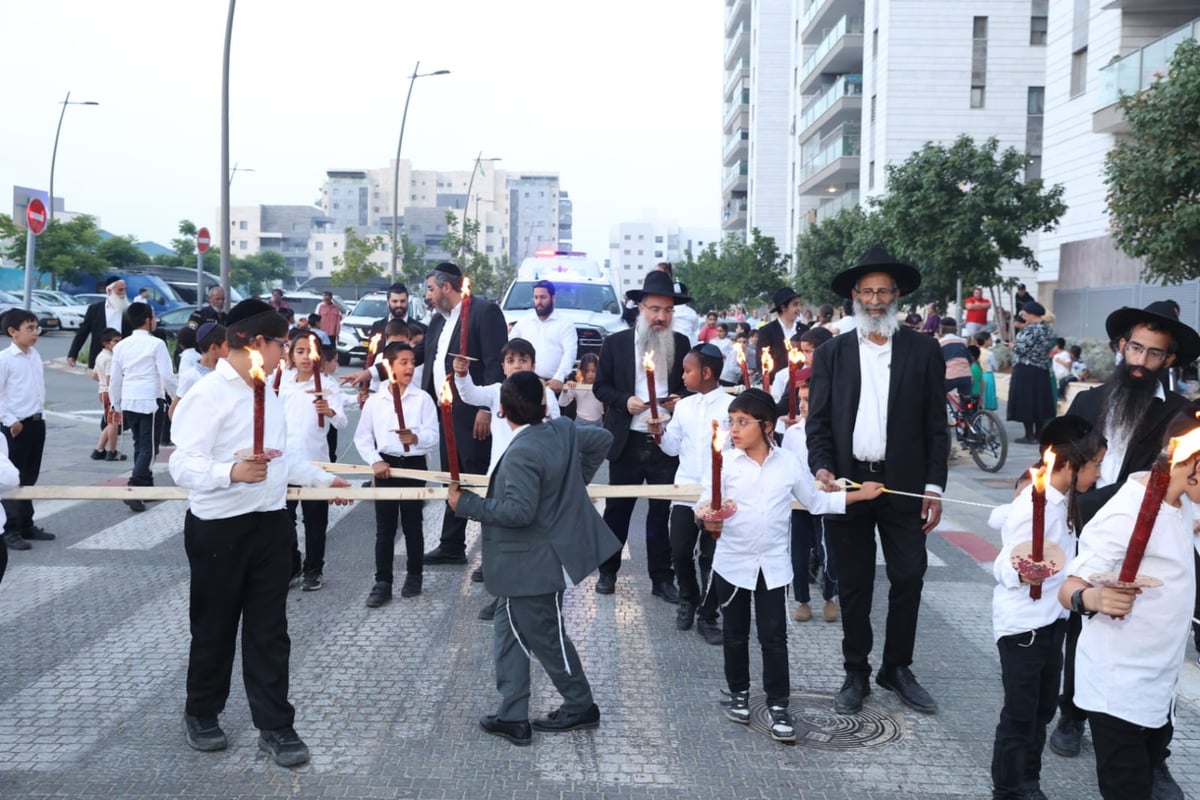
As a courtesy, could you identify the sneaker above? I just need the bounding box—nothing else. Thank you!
[1152,762,1184,800]
[1048,716,1084,758]
[675,601,696,631]
[89,448,106,461]
[3,530,31,550]
[124,499,146,513]
[21,525,55,541]
[531,703,600,732]
[721,689,750,724]
[595,572,616,595]
[105,451,127,461]
[400,573,422,598]
[793,603,812,622]
[365,581,392,608]
[300,573,323,592]
[258,726,309,767]
[823,599,840,623]
[478,598,497,620]
[768,705,796,743]
[183,712,227,752]
[471,566,484,583]
[696,617,723,646]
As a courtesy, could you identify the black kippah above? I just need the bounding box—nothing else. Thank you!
[226,298,274,326]
[729,387,777,422]
[434,262,462,278]
[1039,414,1093,450]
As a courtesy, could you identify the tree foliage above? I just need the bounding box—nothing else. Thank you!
[0,213,108,288]
[330,226,385,298]
[676,229,790,314]
[1105,38,1200,283]
[233,251,291,297]
[96,234,146,269]
[793,207,882,305]
[440,210,515,300]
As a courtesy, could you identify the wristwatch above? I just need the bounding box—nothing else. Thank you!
[1071,588,1097,619]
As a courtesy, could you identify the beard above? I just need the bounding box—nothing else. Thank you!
[636,315,675,373]
[1100,360,1163,447]
[107,293,129,315]
[852,298,901,338]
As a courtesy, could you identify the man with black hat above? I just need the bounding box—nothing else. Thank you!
[68,276,134,369]
[757,287,807,385]
[418,263,508,565]
[592,270,691,602]
[807,246,948,716]
[1046,301,1198,798]
[654,262,700,345]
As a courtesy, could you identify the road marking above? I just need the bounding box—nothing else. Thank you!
[0,566,101,625]
[70,502,189,550]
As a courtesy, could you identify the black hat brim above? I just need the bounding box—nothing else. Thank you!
[625,288,692,305]
[1106,307,1200,365]
[832,263,921,300]
[771,289,801,313]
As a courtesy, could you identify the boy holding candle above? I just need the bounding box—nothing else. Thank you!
[169,298,351,768]
[1056,409,1200,800]
[699,389,881,743]
[990,416,1105,800]
[282,331,348,592]
[355,341,439,606]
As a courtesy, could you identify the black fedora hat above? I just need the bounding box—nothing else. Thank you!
[771,287,801,313]
[831,246,922,300]
[625,270,692,305]
[1106,301,1200,365]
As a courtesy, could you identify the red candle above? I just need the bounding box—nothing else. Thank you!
[642,351,660,444]
[249,350,266,456]
[1028,449,1053,600]
[459,277,472,357]
[711,420,722,509]
[1119,458,1171,582]
[309,335,325,429]
[735,342,750,389]
[272,361,283,395]
[440,376,460,481]
[786,345,803,421]
[383,359,410,453]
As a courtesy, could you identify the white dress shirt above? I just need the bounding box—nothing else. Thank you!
[109,330,177,415]
[0,436,21,531]
[1069,474,1196,728]
[175,363,214,399]
[834,314,856,335]
[852,334,891,462]
[672,304,700,345]
[455,373,559,474]
[433,301,462,383]
[992,484,1071,641]
[631,347,669,433]
[660,387,733,508]
[179,347,202,376]
[702,446,846,590]
[354,382,439,461]
[281,373,348,462]
[509,311,577,382]
[0,343,45,425]
[1099,382,1166,488]
[168,358,335,520]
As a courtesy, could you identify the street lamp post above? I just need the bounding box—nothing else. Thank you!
[390,62,450,282]
[220,0,236,310]
[48,91,99,222]
[229,162,256,185]
[461,153,501,259]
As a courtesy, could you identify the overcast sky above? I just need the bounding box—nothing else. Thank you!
[1,0,723,258]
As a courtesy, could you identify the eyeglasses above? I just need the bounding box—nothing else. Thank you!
[724,417,759,429]
[855,287,897,300]
[641,305,675,316]
[1125,340,1169,364]
[267,337,289,349]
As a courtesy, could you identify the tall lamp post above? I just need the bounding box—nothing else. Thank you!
[48,92,100,221]
[220,0,237,310]
[460,153,500,259]
[390,62,450,282]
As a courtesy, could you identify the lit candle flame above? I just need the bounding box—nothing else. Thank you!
[461,276,471,298]
[786,341,804,367]
[366,333,382,359]
[1030,446,1055,492]
[308,334,321,366]
[712,421,731,452]
[734,341,746,365]
[642,351,656,372]
[761,349,774,377]
[248,348,266,381]
[1169,427,1200,466]
[440,375,454,406]
[382,357,398,385]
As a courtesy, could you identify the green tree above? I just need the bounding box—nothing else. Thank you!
[232,250,290,297]
[96,234,146,269]
[330,227,385,298]
[871,135,1066,304]
[440,210,511,298]
[676,229,790,314]
[399,233,429,287]
[793,206,883,304]
[1105,38,1200,283]
[0,213,108,288]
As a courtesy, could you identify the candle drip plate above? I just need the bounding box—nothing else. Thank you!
[306,388,334,398]
[696,499,738,522]
[234,448,282,462]
[1088,572,1164,590]
[1010,540,1066,582]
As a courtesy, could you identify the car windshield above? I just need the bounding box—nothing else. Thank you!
[503,282,619,315]
[350,298,388,318]
[0,291,20,304]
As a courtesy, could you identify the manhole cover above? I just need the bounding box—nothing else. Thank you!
[747,692,903,750]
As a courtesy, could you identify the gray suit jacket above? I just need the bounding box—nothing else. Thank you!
[456,417,620,598]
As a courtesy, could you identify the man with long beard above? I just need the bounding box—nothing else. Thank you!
[1048,301,1198,800]
[68,276,133,369]
[593,271,690,602]
[807,247,948,716]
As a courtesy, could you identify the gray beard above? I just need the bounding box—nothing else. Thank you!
[852,298,900,338]
[107,294,129,316]
[636,318,675,373]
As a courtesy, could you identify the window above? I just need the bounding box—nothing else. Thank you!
[872,28,878,57]
[870,95,877,122]
[315,241,324,251]
[655,235,663,243]
[315,260,324,270]
[1025,155,1042,182]
[1070,48,1088,97]
[1030,15,1048,45]
[239,241,248,250]
[1027,86,1045,115]
[869,160,876,190]
[972,16,988,104]
[638,250,644,256]
[971,86,986,108]
[333,202,340,209]
[624,249,631,255]
[238,220,248,230]
[654,250,663,258]
[973,16,987,39]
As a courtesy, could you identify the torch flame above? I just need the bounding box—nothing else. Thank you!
[712,419,731,451]
[366,333,382,359]
[1031,446,1055,492]
[642,350,656,372]
[786,341,804,366]
[1169,428,1200,466]
[734,341,746,365]
[382,357,398,385]
[440,375,454,406]
[308,334,322,367]
[248,348,266,381]
[761,349,774,377]
[462,276,471,297]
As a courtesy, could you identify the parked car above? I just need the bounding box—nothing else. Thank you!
[74,293,108,305]
[155,305,201,343]
[60,273,185,317]
[0,291,61,334]
[341,292,388,364]
[297,276,391,302]
[118,266,244,307]
[10,290,85,330]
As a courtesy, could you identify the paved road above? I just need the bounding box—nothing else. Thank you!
[1,341,1198,799]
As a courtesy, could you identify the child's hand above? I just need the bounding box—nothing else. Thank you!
[1020,574,1045,587]
[1097,585,1140,618]
[314,398,332,417]
[397,428,417,446]
[566,381,578,390]
[646,418,664,437]
[327,476,353,506]
[372,461,390,479]
[702,518,723,535]
[231,460,268,484]
[452,355,470,377]
[856,481,884,501]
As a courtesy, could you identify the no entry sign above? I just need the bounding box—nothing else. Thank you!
[26,198,47,236]
[196,227,211,254]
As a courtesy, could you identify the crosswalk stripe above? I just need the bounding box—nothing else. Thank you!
[0,566,101,625]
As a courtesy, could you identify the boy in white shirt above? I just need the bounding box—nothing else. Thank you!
[169,323,228,418]
[0,309,51,550]
[0,434,22,584]
[90,328,125,462]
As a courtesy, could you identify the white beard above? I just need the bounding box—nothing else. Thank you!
[107,294,129,316]
[853,298,901,338]
[636,316,675,373]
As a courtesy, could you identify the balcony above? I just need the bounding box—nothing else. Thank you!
[723,200,748,231]
[799,75,863,135]
[723,89,749,131]
[724,57,749,100]
[797,125,861,192]
[801,0,857,41]
[725,22,748,68]
[798,189,860,235]
[800,16,865,93]
[723,129,749,164]
[723,161,748,194]
[1094,17,1198,133]
[725,0,748,36]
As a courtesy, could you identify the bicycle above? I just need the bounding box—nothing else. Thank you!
[946,391,1008,472]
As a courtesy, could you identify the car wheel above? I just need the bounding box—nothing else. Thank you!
[338,352,351,366]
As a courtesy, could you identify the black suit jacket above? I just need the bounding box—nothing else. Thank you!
[1065,383,1190,523]
[807,326,949,509]
[593,328,690,461]
[756,318,809,383]
[68,302,133,369]
[418,299,508,466]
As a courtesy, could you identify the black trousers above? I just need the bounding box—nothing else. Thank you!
[0,535,7,585]
[1057,610,1087,722]
[823,469,928,675]
[714,570,789,707]
[668,505,719,619]
[792,509,836,603]
[433,420,489,557]
[375,454,427,584]
[326,426,338,463]
[1089,712,1173,800]
[183,509,295,731]
[600,433,678,583]
[1,418,45,534]
[286,495,329,577]
[991,619,1067,799]
[124,410,156,487]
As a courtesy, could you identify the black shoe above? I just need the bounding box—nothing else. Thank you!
[721,690,750,723]
[1019,788,1049,800]
[21,525,55,541]
[532,703,600,733]
[300,573,323,592]
[124,499,146,513]
[423,547,467,565]
[106,451,127,461]
[471,566,484,583]
[183,712,227,752]
[834,673,870,714]
[1048,716,1084,757]
[3,530,31,550]
[675,601,696,631]
[595,572,616,595]
[767,705,796,743]
[696,617,723,645]
[876,666,937,713]
[1014,436,1038,445]
[478,598,497,620]
[90,448,106,461]
[258,726,309,767]
[365,581,392,608]
[479,714,532,746]
[400,573,422,598]
[652,580,680,604]
[288,570,303,589]
[1152,762,1184,800]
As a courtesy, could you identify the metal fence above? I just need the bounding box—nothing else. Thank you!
[1052,281,1200,339]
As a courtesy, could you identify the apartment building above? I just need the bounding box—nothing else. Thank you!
[227,205,333,280]
[608,221,721,294]
[508,173,562,265]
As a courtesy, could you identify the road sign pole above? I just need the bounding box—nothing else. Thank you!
[197,250,203,309]
[22,233,35,311]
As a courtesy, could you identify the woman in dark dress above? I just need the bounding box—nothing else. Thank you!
[1006,302,1056,444]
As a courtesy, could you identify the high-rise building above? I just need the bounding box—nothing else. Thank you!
[227,205,333,280]
[508,173,561,264]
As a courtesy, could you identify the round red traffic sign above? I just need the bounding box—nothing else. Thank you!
[26,198,47,236]
[196,227,211,254]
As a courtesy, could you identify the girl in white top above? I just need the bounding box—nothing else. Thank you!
[90,328,124,461]
[558,353,604,426]
[700,388,880,744]
[990,415,1105,800]
[1057,409,1200,800]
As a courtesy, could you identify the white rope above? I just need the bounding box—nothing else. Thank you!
[837,479,999,510]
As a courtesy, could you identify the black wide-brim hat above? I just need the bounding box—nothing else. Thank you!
[771,287,801,313]
[625,270,692,305]
[1105,301,1200,365]
[831,246,922,300]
